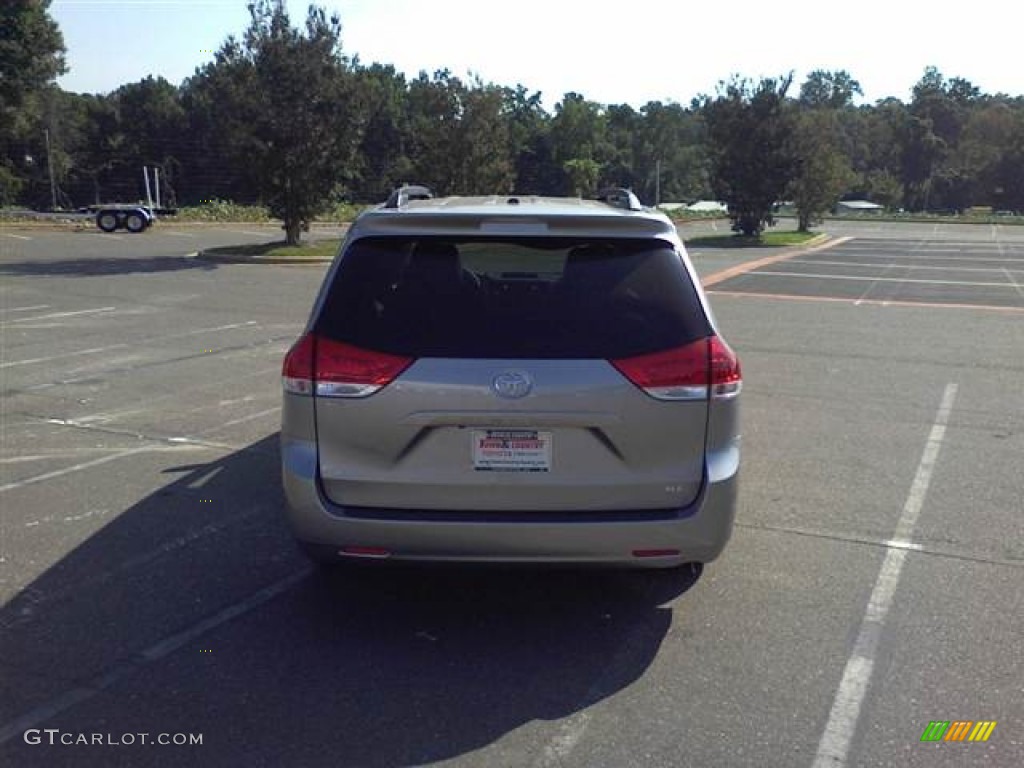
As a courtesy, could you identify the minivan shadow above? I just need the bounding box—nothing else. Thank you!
[1,435,702,767]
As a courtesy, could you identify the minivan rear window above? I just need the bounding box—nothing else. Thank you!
[314,237,711,359]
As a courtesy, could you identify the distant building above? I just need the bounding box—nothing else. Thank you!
[686,200,728,213]
[836,200,884,214]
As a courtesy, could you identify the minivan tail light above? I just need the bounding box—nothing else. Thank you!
[281,334,413,398]
[709,336,742,399]
[314,336,413,398]
[282,333,315,395]
[611,336,741,401]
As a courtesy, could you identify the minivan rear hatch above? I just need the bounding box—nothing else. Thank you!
[308,236,715,513]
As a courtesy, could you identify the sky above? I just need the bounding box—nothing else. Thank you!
[50,0,1022,109]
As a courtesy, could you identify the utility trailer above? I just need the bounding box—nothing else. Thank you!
[86,167,176,233]
[82,205,177,233]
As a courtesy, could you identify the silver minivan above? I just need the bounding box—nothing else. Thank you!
[281,187,740,569]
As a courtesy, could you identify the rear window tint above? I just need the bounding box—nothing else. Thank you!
[314,237,710,359]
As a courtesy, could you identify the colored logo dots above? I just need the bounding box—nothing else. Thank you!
[921,720,997,743]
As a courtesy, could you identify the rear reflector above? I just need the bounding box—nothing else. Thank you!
[632,549,682,558]
[339,546,392,559]
[612,336,741,401]
[281,333,413,398]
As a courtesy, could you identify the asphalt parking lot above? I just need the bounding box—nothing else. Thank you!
[1,219,1022,767]
[707,227,1024,311]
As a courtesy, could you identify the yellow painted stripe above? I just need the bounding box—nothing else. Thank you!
[970,721,997,742]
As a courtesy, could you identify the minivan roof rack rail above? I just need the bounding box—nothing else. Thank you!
[384,184,434,208]
[595,187,643,212]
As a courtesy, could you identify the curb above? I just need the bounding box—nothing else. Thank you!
[193,247,333,266]
[193,249,334,266]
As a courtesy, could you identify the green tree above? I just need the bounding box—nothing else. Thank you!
[193,0,362,244]
[0,0,66,204]
[799,70,862,109]
[25,87,96,207]
[861,168,902,209]
[900,67,981,211]
[403,70,465,193]
[603,103,640,193]
[562,157,600,197]
[350,63,411,201]
[788,110,854,230]
[636,101,710,204]
[549,93,612,195]
[180,66,256,205]
[501,85,556,194]
[790,72,858,229]
[701,75,796,236]
[839,98,904,205]
[453,81,513,193]
[899,112,946,211]
[111,77,187,203]
[993,120,1024,212]
[952,100,1022,207]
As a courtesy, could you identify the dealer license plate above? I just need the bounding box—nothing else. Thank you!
[472,429,551,472]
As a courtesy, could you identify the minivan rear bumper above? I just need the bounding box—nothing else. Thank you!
[282,436,738,568]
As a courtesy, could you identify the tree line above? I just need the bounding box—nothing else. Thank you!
[4,0,1024,241]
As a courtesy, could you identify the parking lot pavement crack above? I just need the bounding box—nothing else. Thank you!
[16,411,244,453]
[735,521,1023,570]
[7,334,296,397]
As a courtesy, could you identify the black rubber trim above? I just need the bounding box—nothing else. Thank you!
[317,473,707,524]
[342,507,683,523]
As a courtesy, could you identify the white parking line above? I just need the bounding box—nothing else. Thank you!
[1,306,116,325]
[1004,267,1024,302]
[0,321,258,368]
[755,271,1020,288]
[161,231,197,238]
[0,567,310,745]
[0,344,130,369]
[0,446,156,494]
[192,406,282,436]
[2,397,282,492]
[1,233,32,241]
[0,451,110,465]
[853,261,896,305]
[804,251,1024,264]
[813,383,958,768]
[789,258,1024,274]
[707,289,1024,314]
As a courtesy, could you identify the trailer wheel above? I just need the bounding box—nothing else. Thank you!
[97,211,119,232]
[124,212,148,233]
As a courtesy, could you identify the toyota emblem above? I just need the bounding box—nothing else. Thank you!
[492,371,533,399]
